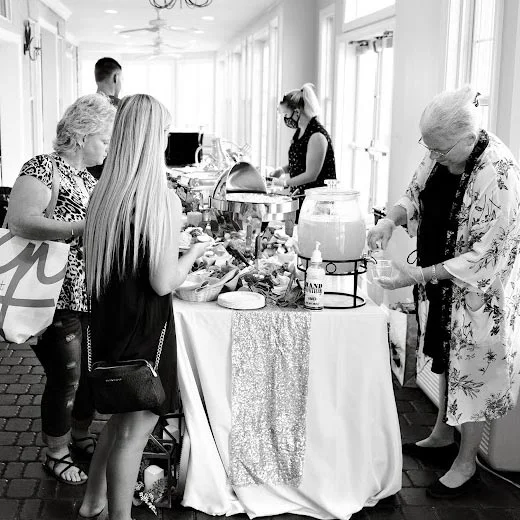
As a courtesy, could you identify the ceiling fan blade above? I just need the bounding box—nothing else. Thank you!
[119,27,156,34]
[160,42,187,49]
[164,26,188,32]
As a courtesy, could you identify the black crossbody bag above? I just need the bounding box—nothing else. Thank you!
[86,322,167,414]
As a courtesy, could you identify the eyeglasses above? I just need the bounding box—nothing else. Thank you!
[418,135,464,158]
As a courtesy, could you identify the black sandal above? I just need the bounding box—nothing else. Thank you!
[43,452,88,486]
[70,434,97,461]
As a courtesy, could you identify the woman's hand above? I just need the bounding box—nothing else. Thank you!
[189,241,212,259]
[374,262,425,290]
[367,218,396,250]
[273,174,288,188]
[271,167,285,179]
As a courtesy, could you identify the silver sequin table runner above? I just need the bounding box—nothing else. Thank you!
[230,308,311,487]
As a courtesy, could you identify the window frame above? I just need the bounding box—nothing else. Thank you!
[214,16,281,171]
[444,0,504,132]
[0,0,12,21]
[342,1,395,34]
[335,15,396,213]
[318,4,336,133]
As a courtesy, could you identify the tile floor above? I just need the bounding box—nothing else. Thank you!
[0,341,519,520]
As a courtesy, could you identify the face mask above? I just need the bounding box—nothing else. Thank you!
[283,110,300,129]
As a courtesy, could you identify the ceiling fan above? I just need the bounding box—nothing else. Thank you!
[125,34,187,60]
[119,8,188,35]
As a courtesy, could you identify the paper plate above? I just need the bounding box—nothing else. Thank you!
[217,291,265,310]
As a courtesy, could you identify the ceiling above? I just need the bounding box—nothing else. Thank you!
[61,0,279,57]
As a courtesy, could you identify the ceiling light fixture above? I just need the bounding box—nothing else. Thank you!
[201,15,214,21]
[114,24,125,29]
[148,0,213,9]
[105,9,118,14]
[193,29,204,34]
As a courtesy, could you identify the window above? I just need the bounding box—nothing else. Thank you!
[214,17,280,171]
[318,6,335,133]
[82,58,215,133]
[445,0,503,130]
[176,59,214,132]
[344,0,394,24]
[0,0,11,20]
[335,30,394,214]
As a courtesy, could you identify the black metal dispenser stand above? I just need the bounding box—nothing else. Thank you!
[298,255,368,309]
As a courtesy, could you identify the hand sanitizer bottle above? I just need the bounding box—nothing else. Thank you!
[304,241,325,310]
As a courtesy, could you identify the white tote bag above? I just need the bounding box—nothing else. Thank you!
[0,157,70,343]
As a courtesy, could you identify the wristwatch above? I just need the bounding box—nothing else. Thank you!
[430,264,439,285]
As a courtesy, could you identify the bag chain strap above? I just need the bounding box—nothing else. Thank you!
[87,321,168,373]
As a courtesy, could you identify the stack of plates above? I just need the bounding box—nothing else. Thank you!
[217,291,265,310]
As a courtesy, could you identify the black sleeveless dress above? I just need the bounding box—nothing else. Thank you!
[288,116,336,194]
[90,240,178,415]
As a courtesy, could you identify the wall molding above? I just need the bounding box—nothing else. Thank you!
[38,16,58,34]
[39,0,71,21]
[65,31,78,46]
[0,26,20,44]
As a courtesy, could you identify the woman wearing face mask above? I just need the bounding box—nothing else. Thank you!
[272,83,336,195]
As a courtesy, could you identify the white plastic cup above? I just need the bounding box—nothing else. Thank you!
[374,259,393,278]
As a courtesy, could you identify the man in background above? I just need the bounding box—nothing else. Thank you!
[88,57,122,179]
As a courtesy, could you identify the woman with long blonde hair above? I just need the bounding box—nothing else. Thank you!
[79,94,208,520]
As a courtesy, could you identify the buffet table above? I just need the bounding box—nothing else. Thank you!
[173,297,402,520]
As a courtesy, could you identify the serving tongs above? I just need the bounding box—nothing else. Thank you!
[225,244,254,266]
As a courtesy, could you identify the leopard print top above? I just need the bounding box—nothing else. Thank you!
[19,152,97,312]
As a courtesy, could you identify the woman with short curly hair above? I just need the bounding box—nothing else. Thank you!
[6,93,116,486]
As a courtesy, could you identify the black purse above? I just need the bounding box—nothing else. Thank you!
[86,322,167,414]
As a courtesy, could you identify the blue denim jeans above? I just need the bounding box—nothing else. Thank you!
[32,309,95,449]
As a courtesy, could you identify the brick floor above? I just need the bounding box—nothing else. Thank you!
[1,340,520,520]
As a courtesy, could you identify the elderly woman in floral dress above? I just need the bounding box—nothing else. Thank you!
[368,85,520,498]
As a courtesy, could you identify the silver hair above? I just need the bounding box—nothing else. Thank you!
[53,94,116,153]
[419,85,481,139]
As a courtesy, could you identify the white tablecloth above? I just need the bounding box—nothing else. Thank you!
[173,297,402,519]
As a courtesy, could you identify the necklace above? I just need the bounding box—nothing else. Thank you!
[73,174,90,206]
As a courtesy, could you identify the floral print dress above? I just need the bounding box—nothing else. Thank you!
[397,131,520,426]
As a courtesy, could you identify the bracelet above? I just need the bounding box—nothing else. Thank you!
[430,264,439,285]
